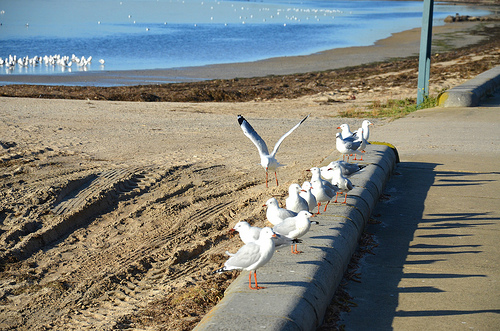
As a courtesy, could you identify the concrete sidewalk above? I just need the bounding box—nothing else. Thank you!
[340,92,500,330]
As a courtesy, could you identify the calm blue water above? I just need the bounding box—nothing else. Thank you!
[0,0,490,75]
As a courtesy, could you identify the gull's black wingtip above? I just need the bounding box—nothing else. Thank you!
[212,266,226,275]
[237,115,245,126]
[300,114,310,124]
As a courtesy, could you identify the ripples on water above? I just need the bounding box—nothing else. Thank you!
[0,0,490,75]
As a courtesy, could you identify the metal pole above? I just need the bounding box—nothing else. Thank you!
[417,0,434,106]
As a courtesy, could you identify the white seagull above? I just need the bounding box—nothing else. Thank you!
[237,114,309,187]
[299,181,318,213]
[335,132,363,162]
[230,221,261,244]
[307,167,338,191]
[354,120,374,141]
[273,210,316,254]
[229,221,302,249]
[320,161,363,179]
[338,123,354,139]
[328,163,354,204]
[263,197,297,226]
[285,183,309,213]
[352,127,366,160]
[213,227,276,290]
[310,178,337,214]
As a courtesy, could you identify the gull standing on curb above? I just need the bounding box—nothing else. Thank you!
[237,114,309,187]
[286,183,309,213]
[336,132,363,162]
[307,167,338,191]
[273,211,317,254]
[320,161,364,179]
[214,227,276,290]
[228,221,302,250]
[354,120,374,141]
[263,197,297,226]
[338,123,354,139]
[353,127,366,160]
[329,163,354,204]
[310,178,338,214]
[230,221,261,244]
[299,181,318,213]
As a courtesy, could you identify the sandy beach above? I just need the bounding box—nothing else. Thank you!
[0,12,499,331]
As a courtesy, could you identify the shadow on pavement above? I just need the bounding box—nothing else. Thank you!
[340,161,498,329]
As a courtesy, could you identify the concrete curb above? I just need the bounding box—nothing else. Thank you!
[194,143,397,331]
[438,65,500,107]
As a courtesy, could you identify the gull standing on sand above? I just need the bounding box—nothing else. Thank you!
[273,211,316,254]
[214,227,276,290]
[263,197,297,226]
[336,132,363,162]
[237,114,309,187]
[299,181,317,213]
[285,183,309,213]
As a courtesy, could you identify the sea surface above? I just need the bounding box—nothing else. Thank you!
[0,0,491,76]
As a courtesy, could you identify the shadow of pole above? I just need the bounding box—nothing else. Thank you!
[339,161,500,329]
[339,161,439,329]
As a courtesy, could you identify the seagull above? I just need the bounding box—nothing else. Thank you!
[213,227,276,290]
[237,114,309,187]
[273,210,316,254]
[285,183,309,213]
[354,120,374,141]
[299,181,317,213]
[338,123,354,139]
[263,197,297,226]
[230,221,261,244]
[307,167,338,191]
[328,163,354,203]
[307,167,341,212]
[352,127,366,160]
[229,221,302,249]
[310,178,337,213]
[336,132,363,162]
[320,161,364,179]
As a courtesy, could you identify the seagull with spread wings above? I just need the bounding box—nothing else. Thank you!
[238,114,309,187]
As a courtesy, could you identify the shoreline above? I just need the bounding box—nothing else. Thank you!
[0,20,493,87]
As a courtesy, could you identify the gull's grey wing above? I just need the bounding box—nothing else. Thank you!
[273,234,302,249]
[278,208,297,220]
[270,114,309,157]
[225,242,261,269]
[343,137,361,151]
[238,115,269,155]
[272,218,297,237]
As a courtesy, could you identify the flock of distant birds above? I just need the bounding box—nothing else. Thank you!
[0,54,105,71]
[214,115,373,289]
